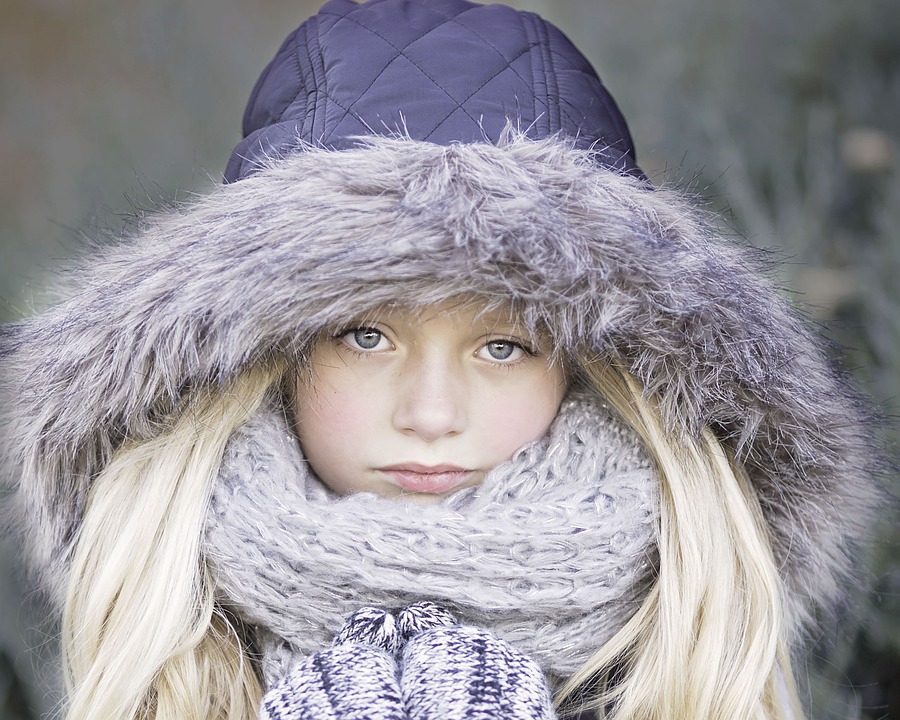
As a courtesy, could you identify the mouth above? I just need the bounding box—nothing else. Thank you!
[377,463,475,494]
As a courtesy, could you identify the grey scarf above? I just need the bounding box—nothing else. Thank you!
[205,391,658,684]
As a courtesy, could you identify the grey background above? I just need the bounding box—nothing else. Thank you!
[2,0,897,717]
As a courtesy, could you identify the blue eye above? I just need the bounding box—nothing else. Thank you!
[350,328,383,350]
[479,340,525,363]
[334,325,393,354]
[487,341,515,360]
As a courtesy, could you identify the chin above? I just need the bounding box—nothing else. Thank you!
[394,491,446,505]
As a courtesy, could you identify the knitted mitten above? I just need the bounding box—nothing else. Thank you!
[396,602,457,643]
[260,608,405,720]
[401,619,557,720]
[260,603,557,720]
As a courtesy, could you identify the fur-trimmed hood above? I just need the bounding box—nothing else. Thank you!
[0,0,880,651]
[1,134,878,632]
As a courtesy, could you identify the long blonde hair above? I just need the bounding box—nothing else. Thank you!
[62,365,276,720]
[559,361,804,719]
[61,359,804,720]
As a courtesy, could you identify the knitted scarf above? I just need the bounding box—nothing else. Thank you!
[205,391,658,689]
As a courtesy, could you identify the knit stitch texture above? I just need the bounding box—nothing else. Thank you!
[261,604,556,720]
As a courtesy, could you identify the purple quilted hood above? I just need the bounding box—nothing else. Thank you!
[224,0,641,182]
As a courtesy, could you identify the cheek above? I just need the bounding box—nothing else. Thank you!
[299,383,369,434]
[474,371,566,458]
[295,349,383,427]
[293,371,381,475]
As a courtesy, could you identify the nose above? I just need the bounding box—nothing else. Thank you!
[392,353,467,442]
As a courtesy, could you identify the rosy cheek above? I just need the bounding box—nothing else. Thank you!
[295,383,364,490]
[304,375,383,445]
[333,406,359,434]
[298,385,358,444]
[478,381,563,458]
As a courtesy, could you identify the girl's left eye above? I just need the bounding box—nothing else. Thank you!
[477,340,526,363]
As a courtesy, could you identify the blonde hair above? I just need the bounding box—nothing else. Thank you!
[62,365,278,720]
[558,361,805,719]
[61,359,804,720]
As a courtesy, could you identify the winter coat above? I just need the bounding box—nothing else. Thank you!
[0,0,880,717]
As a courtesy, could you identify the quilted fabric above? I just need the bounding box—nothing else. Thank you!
[225,0,640,181]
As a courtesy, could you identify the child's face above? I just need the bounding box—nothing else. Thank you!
[293,300,567,502]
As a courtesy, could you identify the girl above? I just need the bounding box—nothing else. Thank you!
[1,0,881,718]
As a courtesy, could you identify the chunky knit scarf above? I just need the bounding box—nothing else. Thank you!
[205,392,658,690]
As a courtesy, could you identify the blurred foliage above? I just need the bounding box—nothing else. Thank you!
[1,0,897,718]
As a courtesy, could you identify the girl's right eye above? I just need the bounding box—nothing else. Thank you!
[341,328,389,352]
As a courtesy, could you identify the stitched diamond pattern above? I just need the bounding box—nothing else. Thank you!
[315,1,538,143]
[225,0,640,182]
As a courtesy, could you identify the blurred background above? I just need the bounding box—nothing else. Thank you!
[1,0,897,717]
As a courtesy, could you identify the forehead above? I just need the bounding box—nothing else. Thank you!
[350,297,526,327]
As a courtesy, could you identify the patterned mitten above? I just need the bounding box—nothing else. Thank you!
[401,623,557,720]
[396,602,457,643]
[260,607,406,720]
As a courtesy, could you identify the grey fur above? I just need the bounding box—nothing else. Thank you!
[0,135,880,636]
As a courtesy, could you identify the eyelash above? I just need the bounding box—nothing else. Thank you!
[477,339,537,366]
[332,327,392,357]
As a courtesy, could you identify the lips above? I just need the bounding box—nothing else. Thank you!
[377,463,474,494]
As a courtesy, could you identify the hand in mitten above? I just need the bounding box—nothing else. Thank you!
[260,602,557,720]
[398,605,557,720]
[260,607,406,720]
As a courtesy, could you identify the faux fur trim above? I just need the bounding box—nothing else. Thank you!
[0,135,880,632]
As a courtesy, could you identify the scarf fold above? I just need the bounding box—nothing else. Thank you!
[205,391,658,683]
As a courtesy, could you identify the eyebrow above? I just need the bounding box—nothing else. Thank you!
[480,318,528,333]
[338,302,530,333]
